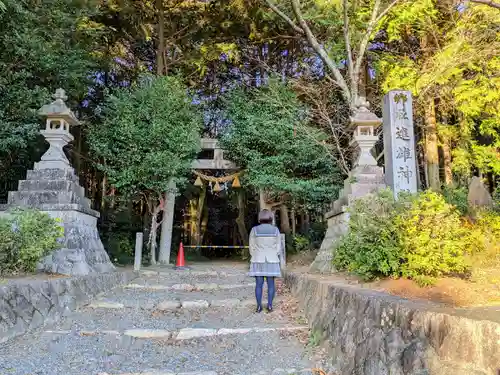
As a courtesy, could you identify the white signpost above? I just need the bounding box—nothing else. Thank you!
[383,90,418,197]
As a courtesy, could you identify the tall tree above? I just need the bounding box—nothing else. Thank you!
[0,0,103,196]
[220,79,343,210]
[87,75,202,263]
[377,2,500,186]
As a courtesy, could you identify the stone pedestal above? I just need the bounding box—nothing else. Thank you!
[1,166,115,276]
[310,166,385,273]
[310,98,386,273]
[0,89,114,275]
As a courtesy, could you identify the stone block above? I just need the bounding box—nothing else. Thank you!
[176,328,217,340]
[171,283,195,291]
[194,283,219,290]
[26,168,78,181]
[210,298,241,308]
[216,328,252,335]
[156,300,181,311]
[124,329,171,339]
[468,176,494,208]
[88,301,125,309]
[181,300,209,309]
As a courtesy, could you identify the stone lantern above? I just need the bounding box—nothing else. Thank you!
[0,89,115,275]
[36,88,79,170]
[349,97,382,168]
[309,97,386,274]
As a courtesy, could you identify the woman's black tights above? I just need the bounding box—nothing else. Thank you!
[255,276,275,309]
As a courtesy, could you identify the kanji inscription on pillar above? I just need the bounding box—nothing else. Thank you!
[383,90,418,196]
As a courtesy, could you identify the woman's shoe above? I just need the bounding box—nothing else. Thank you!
[267,306,273,313]
[256,306,263,313]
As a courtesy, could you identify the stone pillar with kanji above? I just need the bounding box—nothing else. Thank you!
[0,89,115,275]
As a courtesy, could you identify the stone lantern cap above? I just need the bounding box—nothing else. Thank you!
[350,97,382,128]
[38,88,80,126]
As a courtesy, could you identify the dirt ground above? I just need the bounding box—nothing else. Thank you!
[288,251,500,308]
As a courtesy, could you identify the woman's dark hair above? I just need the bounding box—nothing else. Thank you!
[258,209,274,224]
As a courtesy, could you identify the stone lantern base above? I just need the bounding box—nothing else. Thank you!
[310,166,386,274]
[0,166,115,276]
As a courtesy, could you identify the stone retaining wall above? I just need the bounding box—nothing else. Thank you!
[0,271,136,344]
[284,271,500,375]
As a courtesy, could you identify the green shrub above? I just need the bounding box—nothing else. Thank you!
[0,209,64,275]
[293,234,311,253]
[493,186,500,212]
[442,185,469,216]
[103,232,134,265]
[396,191,469,278]
[334,189,472,282]
[333,189,407,280]
[306,220,327,249]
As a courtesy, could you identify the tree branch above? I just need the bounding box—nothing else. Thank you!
[290,0,351,102]
[353,0,382,95]
[262,0,305,34]
[352,0,401,102]
[469,0,500,9]
[343,0,355,88]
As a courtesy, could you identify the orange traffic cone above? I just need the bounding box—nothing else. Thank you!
[175,242,188,270]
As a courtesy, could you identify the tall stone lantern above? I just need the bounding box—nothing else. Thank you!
[36,88,79,170]
[350,98,382,170]
[0,89,115,275]
[309,98,386,273]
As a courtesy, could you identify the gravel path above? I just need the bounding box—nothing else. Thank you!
[0,263,328,375]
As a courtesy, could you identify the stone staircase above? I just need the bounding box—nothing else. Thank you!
[0,263,329,375]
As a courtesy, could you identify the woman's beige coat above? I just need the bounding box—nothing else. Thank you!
[249,224,281,263]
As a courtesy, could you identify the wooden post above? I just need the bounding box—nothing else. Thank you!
[134,232,143,271]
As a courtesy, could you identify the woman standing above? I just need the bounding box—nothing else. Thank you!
[248,209,282,313]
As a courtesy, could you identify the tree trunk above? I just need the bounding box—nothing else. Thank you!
[291,208,296,236]
[189,198,196,244]
[279,204,291,235]
[200,203,209,246]
[159,179,176,264]
[101,175,107,210]
[259,189,268,210]
[147,195,164,265]
[300,212,310,233]
[236,190,249,259]
[149,205,162,265]
[156,0,165,76]
[110,186,116,208]
[442,140,452,186]
[424,99,440,191]
[194,186,207,246]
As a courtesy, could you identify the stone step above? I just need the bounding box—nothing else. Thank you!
[102,285,274,309]
[123,282,255,292]
[18,179,85,196]
[88,296,281,311]
[140,270,241,278]
[26,168,79,181]
[43,325,308,341]
[101,369,319,375]
[350,165,384,176]
[0,327,315,375]
[57,295,299,334]
[8,190,90,207]
[344,174,385,186]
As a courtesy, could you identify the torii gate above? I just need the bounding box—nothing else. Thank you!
[158,138,238,264]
